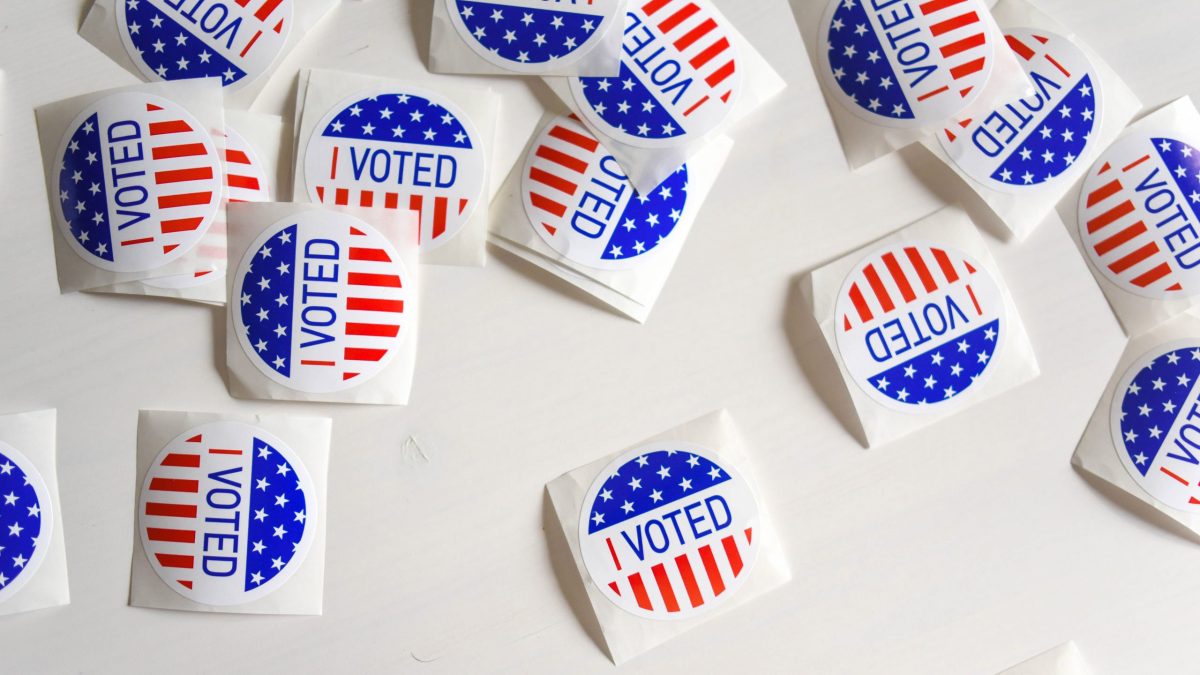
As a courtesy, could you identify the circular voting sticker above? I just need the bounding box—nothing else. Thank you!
[0,443,54,604]
[1078,132,1200,299]
[444,0,622,73]
[578,442,760,621]
[817,0,997,128]
[938,29,1102,191]
[521,116,689,270]
[54,91,222,273]
[232,210,413,394]
[116,0,293,90]
[569,0,742,148]
[834,243,1006,412]
[1111,342,1200,512]
[138,421,317,605]
[303,88,486,252]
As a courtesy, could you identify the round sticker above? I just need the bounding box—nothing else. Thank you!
[444,0,621,73]
[834,243,1006,412]
[578,442,760,621]
[521,116,689,270]
[303,87,485,251]
[232,210,412,393]
[569,0,742,148]
[138,421,316,605]
[817,0,997,128]
[144,125,272,290]
[1111,341,1200,512]
[115,0,293,90]
[938,29,1101,191]
[1078,132,1200,299]
[0,443,54,604]
[54,91,222,273]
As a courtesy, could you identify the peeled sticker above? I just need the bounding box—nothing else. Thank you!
[233,210,412,393]
[569,0,742,148]
[1078,133,1200,299]
[0,443,53,604]
[53,91,222,273]
[578,442,760,621]
[115,0,293,90]
[522,115,688,269]
[138,421,316,605]
[834,243,1005,412]
[445,0,621,73]
[1111,341,1200,512]
[938,29,1101,190]
[818,0,997,128]
[303,87,485,251]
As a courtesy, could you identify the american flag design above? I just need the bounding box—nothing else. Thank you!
[303,88,485,252]
[1078,132,1200,299]
[569,0,742,148]
[819,0,996,127]
[54,91,222,273]
[0,443,53,605]
[939,29,1100,190]
[116,0,292,90]
[521,115,689,269]
[1111,342,1200,512]
[233,210,412,394]
[446,0,620,72]
[834,243,1005,411]
[139,421,316,606]
[578,442,760,620]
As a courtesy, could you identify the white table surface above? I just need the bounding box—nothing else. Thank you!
[1,0,1197,672]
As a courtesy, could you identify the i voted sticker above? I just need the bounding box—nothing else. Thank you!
[1111,342,1200,512]
[303,88,485,251]
[522,115,688,269]
[835,243,1005,412]
[116,0,293,90]
[578,442,760,621]
[0,443,53,604]
[445,0,621,73]
[819,0,997,128]
[138,421,316,605]
[54,91,221,273]
[233,210,412,393]
[1078,133,1200,299]
[569,0,742,148]
[939,29,1101,190]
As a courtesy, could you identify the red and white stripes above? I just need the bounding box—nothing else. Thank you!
[137,102,221,255]
[842,245,981,332]
[605,527,753,614]
[640,0,737,112]
[915,0,990,101]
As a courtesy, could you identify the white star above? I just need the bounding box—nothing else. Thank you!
[1134,452,1148,465]
[250,571,264,585]
[620,500,634,514]
[600,488,613,501]
[252,540,266,554]
[273,524,287,539]
[679,478,693,492]
[628,477,641,490]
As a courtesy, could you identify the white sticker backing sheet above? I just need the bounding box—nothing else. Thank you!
[802,205,1039,447]
[0,410,69,618]
[78,0,339,109]
[545,410,790,665]
[923,0,1142,240]
[998,643,1095,675]
[490,113,732,323]
[224,202,421,405]
[129,410,330,615]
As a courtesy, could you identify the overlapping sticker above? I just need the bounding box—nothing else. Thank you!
[522,115,688,269]
[818,0,996,127]
[939,29,1101,190]
[569,0,742,147]
[835,243,1005,412]
[1078,133,1200,298]
[578,442,760,620]
[54,91,222,273]
[445,0,621,72]
[1111,341,1200,512]
[138,421,316,605]
[0,443,53,604]
[233,210,412,393]
[115,0,293,90]
[303,88,485,251]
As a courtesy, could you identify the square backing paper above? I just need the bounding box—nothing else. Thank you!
[998,642,1095,675]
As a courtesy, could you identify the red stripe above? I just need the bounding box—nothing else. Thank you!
[121,237,154,247]
[240,29,262,57]
[348,272,401,287]
[629,572,653,610]
[157,192,211,209]
[642,0,671,14]
[152,143,207,160]
[548,125,600,153]
[917,85,949,102]
[698,544,725,595]
[149,478,198,493]
[433,196,448,239]
[1045,53,1071,78]
[345,323,400,338]
[1095,221,1148,256]
[1161,466,1190,486]
[347,297,404,313]
[705,60,737,88]
[674,18,716,51]
[208,448,243,455]
[145,502,196,518]
[301,360,336,366]
[536,145,588,173]
[651,563,680,613]
[929,12,979,37]
[335,188,349,206]
[905,247,938,292]
[1087,200,1135,234]
[658,3,699,33]
[147,528,196,543]
[683,95,711,117]
[950,57,986,80]
[931,248,960,283]
[149,120,191,135]
[1109,242,1160,274]
[227,174,261,190]
[385,193,399,209]
[675,554,705,608]
[882,252,915,303]
[155,167,213,185]
[849,283,873,323]
[344,348,388,362]
[1086,179,1123,208]
[606,538,622,571]
[862,263,894,313]
[1005,34,1035,60]
[155,554,194,569]
[722,535,743,576]
[161,217,203,234]
[942,32,986,58]
[1131,262,1173,288]
[161,453,200,468]
[330,145,339,180]
[224,149,252,165]
[349,247,391,262]
[919,0,966,13]
[360,191,374,208]
[255,0,283,21]
[529,167,578,195]
[967,284,982,315]
[530,193,568,217]
[1123,155,1152,172]
[690,37,731,70]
